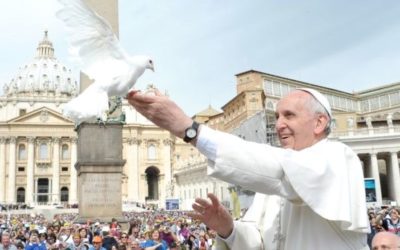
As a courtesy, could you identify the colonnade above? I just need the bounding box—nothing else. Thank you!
[359,151,400,205]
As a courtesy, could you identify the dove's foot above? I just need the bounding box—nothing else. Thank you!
[96,118,107,128]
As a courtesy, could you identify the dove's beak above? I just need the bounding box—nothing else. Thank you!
[150,66,155,72]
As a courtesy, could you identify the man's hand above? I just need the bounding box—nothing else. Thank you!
[189,193,234,238]
[127,90,193,139]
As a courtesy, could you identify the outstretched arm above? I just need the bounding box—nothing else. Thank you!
[127,90,194,141]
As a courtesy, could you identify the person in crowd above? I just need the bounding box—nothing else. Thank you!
[15,242,24,250]
[169,221,181,236]
[67,233,84,250]
[127,222,140,243]
[198,235,209,250]
[45,234,58,250]
[204,233,213,249]
[89,236,105,250]
[159,226,176,248]
[141,230,167,250]
[377,208,400,236]
[101,229,118,250]
[177,224,189,245]
[371,231,400,250]
[127,88,369,249]
[130,240,141,250]
[186,234,198,250]
[59,226,74,246]
[38,233,47,245]
[0,231,18,250]
[25,231,46,250]
[117,233,129,250]
[78,227,92,245]
[14,227,27,244]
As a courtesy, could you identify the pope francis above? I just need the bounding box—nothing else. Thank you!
[128,88,370,250]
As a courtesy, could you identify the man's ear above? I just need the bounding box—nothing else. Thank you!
[314,114,329,135]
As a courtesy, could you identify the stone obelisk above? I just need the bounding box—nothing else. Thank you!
[75,0,125,223]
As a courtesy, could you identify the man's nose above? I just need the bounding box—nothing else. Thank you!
[275,117,286,131]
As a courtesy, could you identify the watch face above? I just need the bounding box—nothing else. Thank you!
[186,128,197,138]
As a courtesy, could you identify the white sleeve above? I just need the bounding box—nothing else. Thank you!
[196,126,299,200]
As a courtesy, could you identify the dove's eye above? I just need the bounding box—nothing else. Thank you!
[149,60,153,64]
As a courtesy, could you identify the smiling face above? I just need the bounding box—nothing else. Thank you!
[151,230,160,241]
[275,90,329,150]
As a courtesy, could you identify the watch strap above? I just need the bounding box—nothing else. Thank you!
[183,121,200,143]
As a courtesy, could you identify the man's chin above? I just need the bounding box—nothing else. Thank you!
[279,140,293,149]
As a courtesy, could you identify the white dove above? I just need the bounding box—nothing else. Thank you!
[56,0,154,125]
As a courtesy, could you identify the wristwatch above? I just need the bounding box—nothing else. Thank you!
[183,121,200,143]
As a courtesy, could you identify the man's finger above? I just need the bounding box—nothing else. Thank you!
[187,211,202,221]
[194,197,212,208]
[207,193,221,208]
[192,203,206,214]
[128,91,157,104]
[127,90,141,98]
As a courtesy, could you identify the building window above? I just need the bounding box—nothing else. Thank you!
[61,167,68,172]
[61,144,70,160]
[264,80,273,95]
[39,143,48,160]
[390,92,400,105]
[266,101,274,111]
[18,167,25,172]
[147,144,156,160]
[60,187,69,202]
[18,144,27,160]
[17,188,25,203]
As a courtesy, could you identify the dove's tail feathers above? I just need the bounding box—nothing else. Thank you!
[62,85,109,125]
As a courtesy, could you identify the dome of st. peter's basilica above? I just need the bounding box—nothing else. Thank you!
[2,31,78,98]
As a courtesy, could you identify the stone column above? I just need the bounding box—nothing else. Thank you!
[26,137,35,205]
[0,137,6,203]
[127,137,140,201]
[75,124,126,223]
[370,153,383,204]
[163,138,172,198]
[70,137,78,204]
[389,151,400,205]
[34,178,38,204]
[7,137,16,203]
[52,137,60,203]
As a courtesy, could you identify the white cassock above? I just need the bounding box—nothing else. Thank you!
[196,126,370,250]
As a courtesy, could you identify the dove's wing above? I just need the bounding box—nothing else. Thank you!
[63,84,109,124]
[56,0,130,80]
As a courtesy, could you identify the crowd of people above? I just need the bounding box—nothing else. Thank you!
[0,210,216,250]
[0,205,399,250]
[367,206,400,247]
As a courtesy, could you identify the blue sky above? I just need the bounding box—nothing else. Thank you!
[1,1,400,115]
